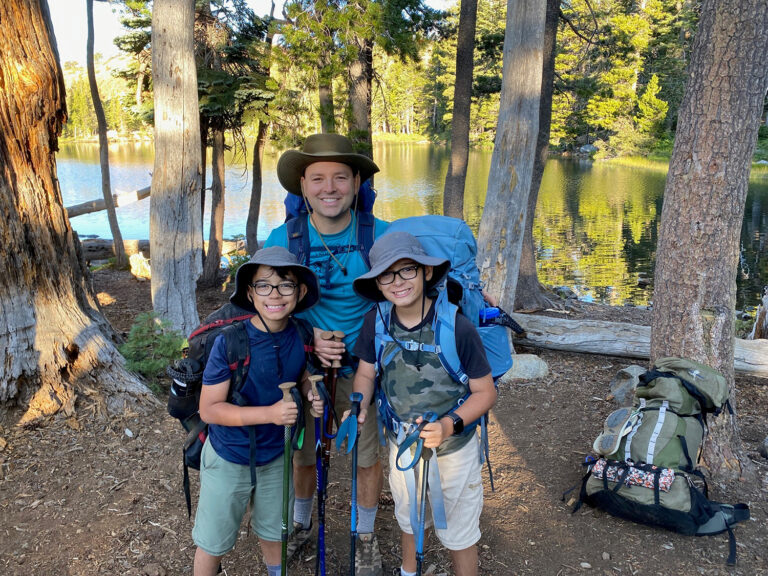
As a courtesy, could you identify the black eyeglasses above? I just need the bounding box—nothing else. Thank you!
[249,281,298,296]
[377,265,421,285]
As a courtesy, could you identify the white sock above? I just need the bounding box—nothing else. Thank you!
[293,496,313,529]
[401,568,417,576]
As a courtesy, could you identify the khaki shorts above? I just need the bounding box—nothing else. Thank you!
[389,437,483,551]
[294,373,381,468]
[192,441,293,556]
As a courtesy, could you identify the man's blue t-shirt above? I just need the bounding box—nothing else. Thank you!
[264,212,389,356]
[202,320,306,466]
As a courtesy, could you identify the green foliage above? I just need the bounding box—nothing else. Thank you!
[635,74,668,138]
[119,312,185,394]
[225,250,252,281]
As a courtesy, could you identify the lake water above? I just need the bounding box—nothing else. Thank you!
[56,141,768,309]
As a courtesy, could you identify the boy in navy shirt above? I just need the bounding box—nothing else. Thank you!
[192,246,322,576]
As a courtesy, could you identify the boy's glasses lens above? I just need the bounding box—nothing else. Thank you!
[377,265,420,285]
[251,282,297,296]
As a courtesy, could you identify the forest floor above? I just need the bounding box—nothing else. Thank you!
[0,268,766,576]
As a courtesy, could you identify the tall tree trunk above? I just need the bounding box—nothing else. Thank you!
[86,0,126,269]
[443,0,478,219]
[514,0,560,312]
[348,36,373,159]
[476,0,546,313]
[246,4,277,255]
[650,0,768,483]
[201,122,225,286]
[0,0,151,422]
[318,55,336,133]
[135,53,148,108]
[248,120,269,254]
[151,0,203,336]
[200,114,209,250]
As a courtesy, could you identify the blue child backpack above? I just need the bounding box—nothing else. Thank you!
[383,215,514,379]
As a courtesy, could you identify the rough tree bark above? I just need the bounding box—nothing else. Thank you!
[476,0,546,312]
[0,0,152,423]
[151,0,203,336]
[86,0,127,269]
[650,0,768,482]
[514,0,560,312]
[442,0,478,219]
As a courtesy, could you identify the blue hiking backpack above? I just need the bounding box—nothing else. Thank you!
[383,215,518,379]
[372,215,523,490]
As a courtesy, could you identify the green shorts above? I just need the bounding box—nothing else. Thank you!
[294,373,381,468]
[192,441,294,556]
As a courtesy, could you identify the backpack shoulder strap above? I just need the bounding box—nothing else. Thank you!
[221,321,251,406]
[286,214,310,266]
[433,291,469,387]
[357,211,375,269]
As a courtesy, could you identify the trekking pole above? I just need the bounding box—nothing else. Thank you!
[279,381,297,576]
[416,446,433,576]
[308,374,327,576]
[336,392,363,576]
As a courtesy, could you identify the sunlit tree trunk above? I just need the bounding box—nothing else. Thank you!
[514,0,559,312]
[476,0,546,312]
[0,0,151,422]
[86,0,126,268]
[151,0,203,335]
[443,0,478,219]
[650,0,768,483]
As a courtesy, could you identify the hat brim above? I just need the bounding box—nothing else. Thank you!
[277,150,380,195]
[231,262,319,314]
[353,256,451,303]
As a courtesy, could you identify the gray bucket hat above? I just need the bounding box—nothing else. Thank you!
[277,134,380,195]
[231,246,319,313]
[353,232,451,302]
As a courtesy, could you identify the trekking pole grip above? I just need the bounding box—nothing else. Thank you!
[308,374,323,418]
[279,381,296,402]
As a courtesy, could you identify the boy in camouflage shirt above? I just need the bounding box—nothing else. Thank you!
[349,232,496,576]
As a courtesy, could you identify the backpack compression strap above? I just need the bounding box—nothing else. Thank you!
[287,214,311,266]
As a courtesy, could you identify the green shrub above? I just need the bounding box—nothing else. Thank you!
[119,312,186,394]
[226,250,251,282]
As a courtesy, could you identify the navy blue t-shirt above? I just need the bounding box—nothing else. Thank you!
[202,320,306,466]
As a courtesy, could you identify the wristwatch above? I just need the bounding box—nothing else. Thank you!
[447,412,464,435]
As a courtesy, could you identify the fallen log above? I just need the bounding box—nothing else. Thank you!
[511,313,768,379]
[80,238,246,261]
[66,186,151,218]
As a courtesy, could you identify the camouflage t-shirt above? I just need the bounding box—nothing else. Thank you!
[355,301,491,455]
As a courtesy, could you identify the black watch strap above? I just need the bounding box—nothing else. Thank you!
[447,412,464,435]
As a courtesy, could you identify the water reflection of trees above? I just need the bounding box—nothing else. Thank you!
[739,180,768,309]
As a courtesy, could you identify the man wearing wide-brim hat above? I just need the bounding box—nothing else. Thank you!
[264,133,388,576]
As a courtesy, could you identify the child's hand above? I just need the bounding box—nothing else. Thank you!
[341,408,366,433]
[307,388,325,417]
[416,416,450,449]
[272,399,298,426]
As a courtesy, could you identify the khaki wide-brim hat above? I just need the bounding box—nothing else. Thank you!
[353,232,451,302]
[231,246,320,313]
[277,134,380,195]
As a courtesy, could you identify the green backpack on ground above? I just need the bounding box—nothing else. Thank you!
[576,357,749,565]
